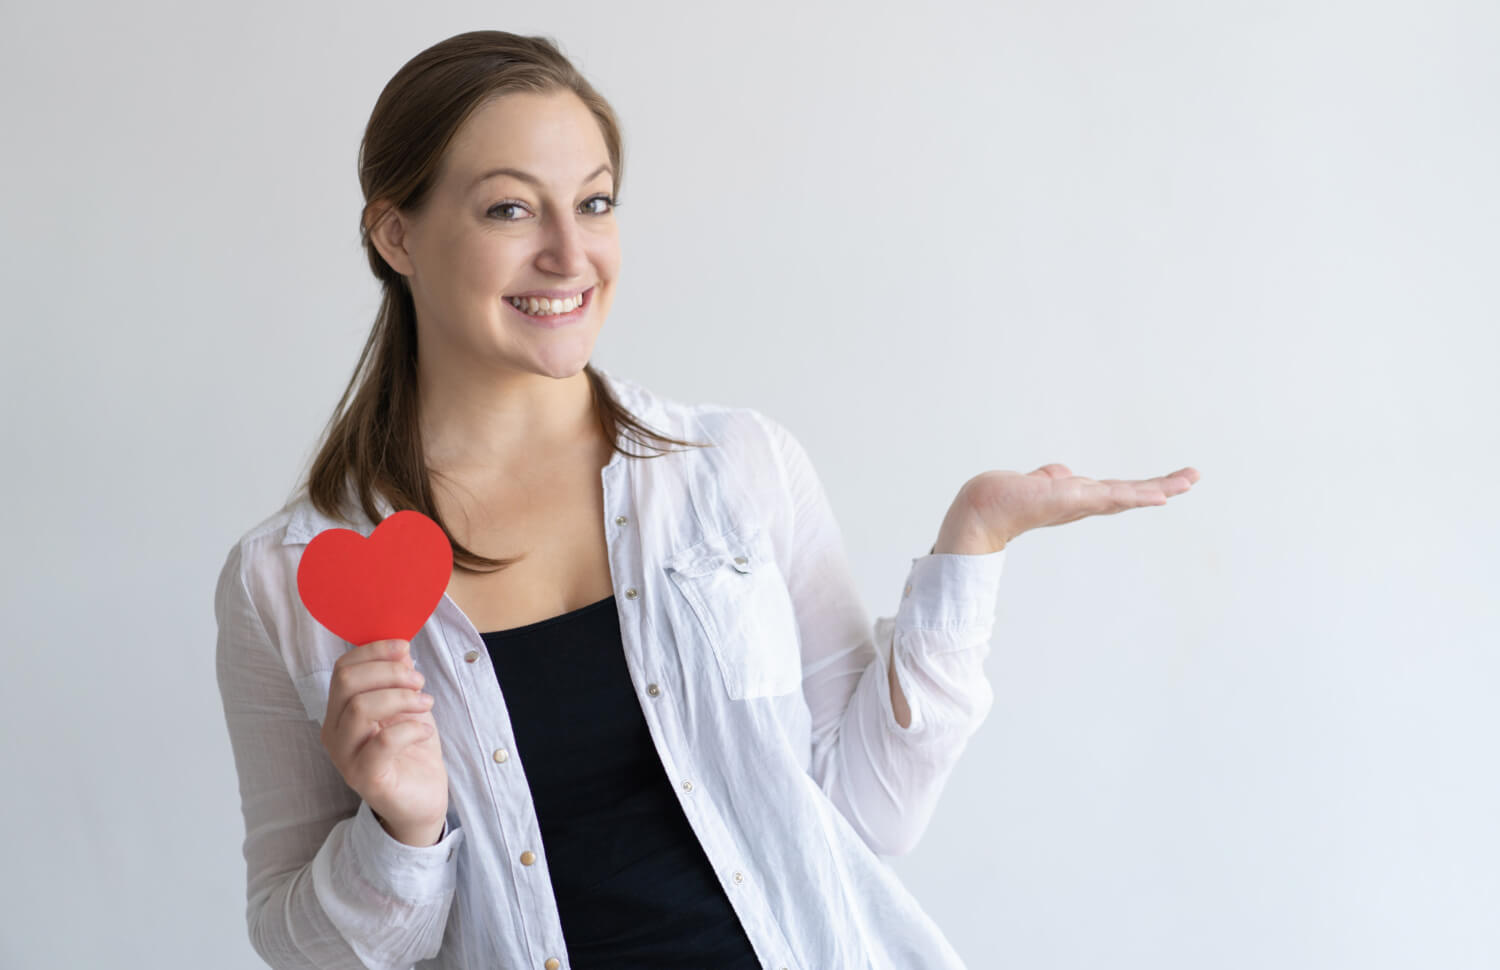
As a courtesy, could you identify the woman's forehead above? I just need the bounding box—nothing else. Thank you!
[447,92,608,189]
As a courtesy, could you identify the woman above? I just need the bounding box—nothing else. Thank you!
[215,29,1199,970]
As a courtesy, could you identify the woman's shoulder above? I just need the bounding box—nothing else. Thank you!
[230,499,302,553]
[217,485,379,610]
[225,488,375,563]
[215,489,371,684]
[597,366,788,471]
[216,495,309,628]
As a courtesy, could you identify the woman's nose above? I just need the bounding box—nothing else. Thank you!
[536,212,591,274]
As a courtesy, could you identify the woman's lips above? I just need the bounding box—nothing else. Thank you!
[506,285,594,328]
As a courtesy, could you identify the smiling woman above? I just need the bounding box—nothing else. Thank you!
[215,27,1043,970]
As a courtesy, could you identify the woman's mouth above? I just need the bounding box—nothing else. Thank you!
[504,285,594,328]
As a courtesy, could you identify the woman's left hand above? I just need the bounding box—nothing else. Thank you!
[933,464,1202,555]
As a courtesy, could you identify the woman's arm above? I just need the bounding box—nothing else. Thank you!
[751,410,1007,857]
[214,540,464,970]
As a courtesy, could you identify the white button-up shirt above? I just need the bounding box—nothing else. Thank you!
[215,366,1007,970]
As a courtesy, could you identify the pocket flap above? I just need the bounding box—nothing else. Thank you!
[664,522,766,578]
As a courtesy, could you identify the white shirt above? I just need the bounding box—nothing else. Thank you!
[215,365,1008,970]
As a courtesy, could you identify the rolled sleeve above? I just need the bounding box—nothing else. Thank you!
[895,549,1008,642]
[339,800,465,902]
[877,548,1006,747]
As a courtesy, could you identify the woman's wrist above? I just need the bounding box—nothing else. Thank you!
[374,808,445,846]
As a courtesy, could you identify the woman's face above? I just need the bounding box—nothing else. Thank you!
[387,88,621,382]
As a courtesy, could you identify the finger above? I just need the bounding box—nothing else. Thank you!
[1096,473,1195,500]
[1138,471,1196,499]
[380,708,437,730]
[325,658,425,734]
[1108,469,1198,492]
[337,686,438,767]
[334,638,413,670]
[1163,467,1200,491]
[336,683,433,742]
[359,717,437,765]
[334,658,423,698]
[1029,463,1073,478]
[333,686,436,765]
[355,708,438,755]
[1086,480,1166,514]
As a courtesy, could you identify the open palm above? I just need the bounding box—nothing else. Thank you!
[959,463,1202,548]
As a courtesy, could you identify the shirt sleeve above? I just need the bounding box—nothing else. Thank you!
[214,539,466,970]
[752,410,1007,857]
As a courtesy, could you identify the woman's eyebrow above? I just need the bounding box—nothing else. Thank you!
[471,163,612,191]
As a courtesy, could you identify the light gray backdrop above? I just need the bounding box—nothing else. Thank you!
[3,1,1496,967]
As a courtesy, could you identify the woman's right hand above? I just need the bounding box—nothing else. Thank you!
[321,638,449,845]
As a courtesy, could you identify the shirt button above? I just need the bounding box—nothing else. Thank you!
[520,850,536,866]
[464,650,480,663]
[904,583,912,597]
[614,514,628,526]
[733,871,744,884]
[624,587,638,599]
[545,959,561,970]
[646,683,660,697]
[447,846,456,862]
[493,748,509,763]
[681,779,693,792]
[733,555,747,565]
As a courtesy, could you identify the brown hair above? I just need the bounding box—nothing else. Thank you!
[296,30,710,572]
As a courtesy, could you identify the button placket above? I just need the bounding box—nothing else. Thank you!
[612,510,661,709]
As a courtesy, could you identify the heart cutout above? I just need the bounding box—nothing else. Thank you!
[295,509,454,646]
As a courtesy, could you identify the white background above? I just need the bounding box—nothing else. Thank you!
[2,1,1496,967]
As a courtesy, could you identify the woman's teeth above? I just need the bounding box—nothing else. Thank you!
[507,291,586,316]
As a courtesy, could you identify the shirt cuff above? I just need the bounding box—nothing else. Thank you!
[350,798,465,901]
[895,547,1007,637]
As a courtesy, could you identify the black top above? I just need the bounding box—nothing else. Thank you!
[480,595,761,970]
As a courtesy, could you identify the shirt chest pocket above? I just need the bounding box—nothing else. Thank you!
[663,525,803,699]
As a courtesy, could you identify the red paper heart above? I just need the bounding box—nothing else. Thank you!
[295,509,454,646]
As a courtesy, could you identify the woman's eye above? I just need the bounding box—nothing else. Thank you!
[487,194,617,221]
[582,193,616,215]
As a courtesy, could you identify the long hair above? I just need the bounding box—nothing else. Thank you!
[297,30,710,571]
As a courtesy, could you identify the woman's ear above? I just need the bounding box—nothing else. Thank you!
[366,200,415,277]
